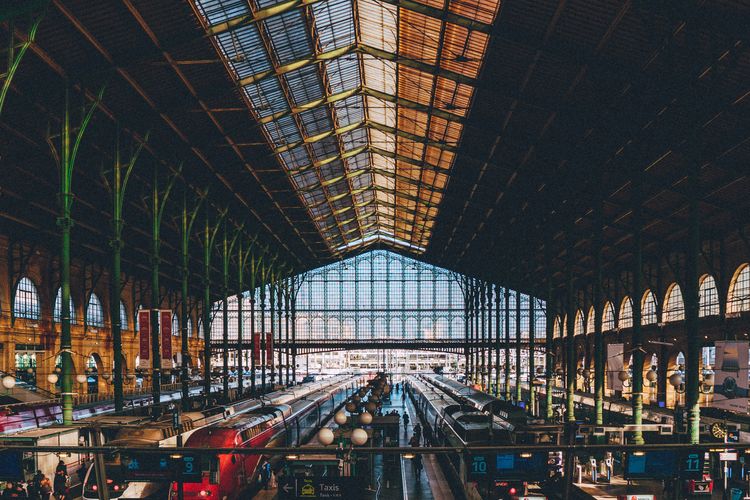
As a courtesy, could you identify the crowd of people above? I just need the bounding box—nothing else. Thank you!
[1,460,70,499]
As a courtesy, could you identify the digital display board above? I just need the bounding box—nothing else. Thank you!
[625,451,677,479]
[121,453,202,483]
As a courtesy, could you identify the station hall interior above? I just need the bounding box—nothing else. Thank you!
[0,0,749,499]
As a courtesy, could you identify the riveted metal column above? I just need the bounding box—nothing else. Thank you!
[180,192,202,410]
[249,254,258,395]
[274,271,277,387]
[516,290,522,402]
[631,186,645,445]
[685,160,701,444]
[594,203,605,426]
[284,278,291,386]
[566,258,576,423]
[260,268,267,392]
[221,225,229,401]
[494,284,501,396]
[150,166,162,411]
[529,294,535,414]
[475,279,481,384]
[236,239,248,399]
[486,283,493,392]
[277,275,283,386]
[463,278,470,382]
[55,85,102,424]
[291,281,297,384]
[109,126,147,412]
[546,272,555,421]
[504,287,511,400]
[202,210,225,401]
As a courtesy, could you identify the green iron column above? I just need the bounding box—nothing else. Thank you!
[260,267,267,392]
[291,283,297,384]
[56,85,102,425]
[274,276,277,387]
[284,278,291,386]
[108,127,146,411]
[276,278,284,384]
[249,254,259,394]
[529,294,535,414]
[685,160,701,444]
[546,276,555,421]
[474,279,480,383]
[594,204,605,427]
[236,239,252,399]
[463,278,470,382]
[494,284,501,397]
[486,283,492,392]
[631,190,645,445]
[504,287,511,400]
[221,226,229,401]
[202,210,224,400]
[515,290,522,403]
[479,281,487,391]
[566,260,576,423]
[179,193,200,409]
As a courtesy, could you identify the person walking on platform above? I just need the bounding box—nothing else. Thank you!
[412,454,423,476]
[409,434,419,447]
[402,412,410,430]
[414,423,422,443]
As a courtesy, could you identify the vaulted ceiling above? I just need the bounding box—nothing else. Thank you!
[0,0,749,295]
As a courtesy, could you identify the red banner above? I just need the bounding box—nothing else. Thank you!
[138,310,150,368]
[253,333,261,365]
[160,310,172,368]
[266,333,273,364]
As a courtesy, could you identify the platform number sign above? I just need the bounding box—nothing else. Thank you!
[470,454,488,477]
[681,452,704,480]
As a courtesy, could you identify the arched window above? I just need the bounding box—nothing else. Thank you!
[619,297,633,329]
[586,306,595,334]
[641,290,657,325]
[727,264,750,314]
[187,318,193,337]
[699,275,720,317]
[663,284,685,322]
[14,277,40,320]
[86,293,104,327]
[119,301,129,330]
[53,287,77,324]
[574,310,585,336]
[553,316,561,338]
[603,302,615,331]
[198,319,204,339]
[172,314,179,336]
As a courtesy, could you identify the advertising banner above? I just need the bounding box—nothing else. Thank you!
[253,333,261,365]
[267,333,273,365]
[160,310,173,369]
[138,310,150,368]
[607,343,625,391]
[712,340,749,412]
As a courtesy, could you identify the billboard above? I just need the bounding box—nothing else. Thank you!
[138,310,151,368]
[712,340,748,412]
[607,343,624,391]
[160,310,173,369]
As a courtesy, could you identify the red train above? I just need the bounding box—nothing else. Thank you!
[173,377,355,499]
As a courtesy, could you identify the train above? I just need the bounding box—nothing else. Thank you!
[413,375,560,499]
[172,375,358,499]
[81,376,358,499]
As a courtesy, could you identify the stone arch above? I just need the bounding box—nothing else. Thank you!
[727,263,749,314]
[663,283,685,322]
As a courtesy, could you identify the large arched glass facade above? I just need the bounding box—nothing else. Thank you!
[294,250,465,341]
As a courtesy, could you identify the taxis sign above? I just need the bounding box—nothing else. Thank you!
[280,477,357,499]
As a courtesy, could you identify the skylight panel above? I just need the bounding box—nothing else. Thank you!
[369,128,395,153]
[310,136,340,161]
[298,106,332,138]
[263,114,301,147]
[365,95,396,128]
[399,9,441,66]
[320,160,346,182]
[325,56,361,94]
[286,65,326,107]
[313,0,356,50]
[243,77,288,118]
[334,95,365,128]
[194,0,248,25]
[340,126,368,150]
[263,10,312,65]
[357,0,397,52]
[361,55,396,95]
[215,25,270,80]
[278,145,310,170]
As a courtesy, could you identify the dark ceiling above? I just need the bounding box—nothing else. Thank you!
[0,0,748,297]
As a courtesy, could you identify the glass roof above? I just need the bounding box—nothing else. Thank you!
[192,0,501,255]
